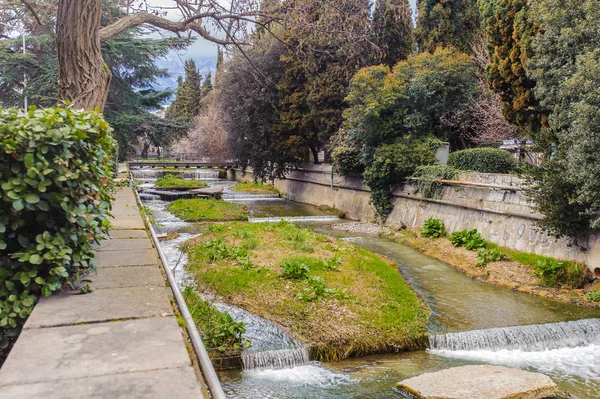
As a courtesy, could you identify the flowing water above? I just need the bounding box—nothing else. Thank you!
[139,170,600,399]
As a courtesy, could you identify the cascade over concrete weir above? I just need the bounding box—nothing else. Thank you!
[0,167,209,398]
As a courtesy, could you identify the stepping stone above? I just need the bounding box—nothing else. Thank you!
[191,186,223,198]
[24,287,173,329]
[396,365,558,399]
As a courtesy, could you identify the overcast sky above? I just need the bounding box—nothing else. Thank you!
[147,0,419,59]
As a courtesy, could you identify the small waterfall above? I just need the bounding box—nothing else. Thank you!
[130,169,171,179]
[182,170,220,179]
[223,193,282,201]
[429,318,600,352]
[242,346,310,371]
[138,192,161,201]
[249,216,341,223]
[130,169,219,179]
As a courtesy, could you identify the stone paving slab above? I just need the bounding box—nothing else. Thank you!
[110,216,145,230]
[109,229,147,239]
[24,287,173,329]
[1,367,204,399]
[0,317,192,386]
[97,238,152,251]
[0,184,208,397]
[87,265,164,290]
[96,248,157,267]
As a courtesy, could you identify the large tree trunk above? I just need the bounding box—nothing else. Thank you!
[56,0,111,111]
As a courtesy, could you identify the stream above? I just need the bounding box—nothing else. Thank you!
[134,168,600,399]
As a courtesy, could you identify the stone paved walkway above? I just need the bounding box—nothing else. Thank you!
[0,182,208,398]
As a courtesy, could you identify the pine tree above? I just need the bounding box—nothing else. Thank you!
[415,0,480,54]
[372,0,414,66]
[483,0,545,136]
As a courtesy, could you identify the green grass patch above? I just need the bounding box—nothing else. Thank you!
[182,221,430,361]
[182,287,251,352]
[155,174,208,189]
[167,199,248,222]
[231,182,280,195]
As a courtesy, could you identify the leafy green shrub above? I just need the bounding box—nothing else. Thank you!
[0,106,116,343]
[412,165,459,198]
[585,291,600,303]
[421,218,446,238]
[202,239,254,269]
[450,229,487,250]
[363,142,436,220]
[532,259,586,288]
[476,248,505,268]
[183,287,251,352]
[297,276,349,302]
[323,257,342,271]
[281,259,310,279]
[448,148,516,174]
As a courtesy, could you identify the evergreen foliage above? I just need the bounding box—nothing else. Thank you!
[372,0,414,66]
[333,48,479,218]
[412,165,459,198]
[0,35,57,107]
[0,106,115,347]
[415,0,480,54]
[100,30,191,158]
[523,0,600,237]
[482,0,545,137]
[278,0,372,163]
[0,21,189,160]
[448,147,516,173]
[363,142,436,219]
[165,59,206,120]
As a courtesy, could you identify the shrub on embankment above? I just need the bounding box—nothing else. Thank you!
[0,106,116,346]
[182,221,430,361]
[448,148,516,174]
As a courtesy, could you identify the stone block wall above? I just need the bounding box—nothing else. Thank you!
[228,165,600,271]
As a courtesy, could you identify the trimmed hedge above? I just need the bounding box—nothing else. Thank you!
[448,148,516,174]
[0,106,116,344]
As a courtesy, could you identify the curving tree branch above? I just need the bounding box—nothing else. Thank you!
[99,10,267,45]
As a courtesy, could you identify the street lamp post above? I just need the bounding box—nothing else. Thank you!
[23,34,27,109]
[0,22,28,109]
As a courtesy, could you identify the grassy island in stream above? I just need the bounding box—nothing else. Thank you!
[155,174,208,189]
[182,221,430,361]
[168,198,248,222]
[231,182,279,195]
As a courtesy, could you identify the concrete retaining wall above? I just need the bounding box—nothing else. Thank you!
[228,165,600,272]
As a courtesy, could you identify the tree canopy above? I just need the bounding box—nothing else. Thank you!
[415,0,480,54]
[524,0,600,237]
[372,0,414,66]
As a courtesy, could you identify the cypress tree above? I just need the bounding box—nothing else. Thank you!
[201,71,213,96]
[166,59,203,119]
[483,0,545,136]
[415,0,480,54]
[372,0,414,66]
